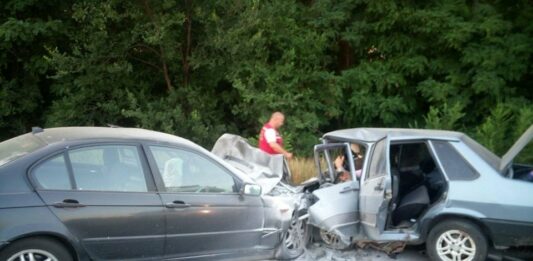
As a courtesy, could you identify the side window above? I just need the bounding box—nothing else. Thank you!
[149,146,236,193]
[33,154,71,190]
[68,145,148,192]
[393,143,431,172]
[432,141,480,180]
[368,139,387,179]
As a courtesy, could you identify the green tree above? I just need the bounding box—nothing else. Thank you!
[0,0,68,139]
[0,0,531,158]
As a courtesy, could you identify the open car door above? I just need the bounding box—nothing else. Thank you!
[359,136,392,239]
[307,142,361,245]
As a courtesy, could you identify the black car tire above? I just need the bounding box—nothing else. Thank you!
[426,219,488,261]
[0,237,73,261]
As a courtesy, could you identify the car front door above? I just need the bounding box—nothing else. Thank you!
[307,143,361,244]
[31,144,166,260]
[359,137,392,239]
[146,145,264,259]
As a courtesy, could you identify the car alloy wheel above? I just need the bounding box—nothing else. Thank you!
[276,214,307,259]
[427,220,487,261]
[284,215,306,251]
[0,238,72,261]
[7,249,59,261]
[436,229,477,261]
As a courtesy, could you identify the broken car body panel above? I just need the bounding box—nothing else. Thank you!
[212,134,286,194]
[211,134,307,251]
[358,137,392,240]
[307,181,360,244]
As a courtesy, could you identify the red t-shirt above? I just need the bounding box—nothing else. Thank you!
[259,123,283,154]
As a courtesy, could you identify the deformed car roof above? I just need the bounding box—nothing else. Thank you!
[324,126,533,174]
[323,128,464,142]
[324,128,502,172]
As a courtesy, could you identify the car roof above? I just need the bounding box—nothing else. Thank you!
[324,127,503,172]
[34,127,197,147]
[30,127,257,184]
[323,128,464,142]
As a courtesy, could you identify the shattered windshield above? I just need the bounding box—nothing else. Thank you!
[0,133,46,167]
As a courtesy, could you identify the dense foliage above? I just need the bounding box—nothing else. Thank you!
[1,0,532,161]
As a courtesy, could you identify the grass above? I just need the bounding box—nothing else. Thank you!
[288,157,317,184]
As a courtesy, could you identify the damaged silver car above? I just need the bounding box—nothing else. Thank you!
[213,125,533,261]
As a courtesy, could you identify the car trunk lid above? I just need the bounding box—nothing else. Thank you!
[500,124,533,173]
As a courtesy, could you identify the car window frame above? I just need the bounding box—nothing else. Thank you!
[390,139,434,170]
[320,138,370,183]
[29,150,74,191]
[28,142,157,193]
[366,137,389,180]
[390,139,448,177]
[142,143,242,195]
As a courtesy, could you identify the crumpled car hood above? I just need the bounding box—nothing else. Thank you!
[212,133,286,194]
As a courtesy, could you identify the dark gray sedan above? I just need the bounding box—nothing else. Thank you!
[0,127,303,261]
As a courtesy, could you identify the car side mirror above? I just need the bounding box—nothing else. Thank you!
[240,183,261,196]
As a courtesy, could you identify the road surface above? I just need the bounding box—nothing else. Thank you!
[296,243,428,261]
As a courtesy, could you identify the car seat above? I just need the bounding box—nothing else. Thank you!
[163,158,183,188]
[392,185,430,226]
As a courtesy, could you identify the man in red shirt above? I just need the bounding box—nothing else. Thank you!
[259,112,293,159]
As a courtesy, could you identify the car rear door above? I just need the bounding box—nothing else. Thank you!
[359,137,392,239]
[307,143,361,244]
[31,144,166,260]
[145,145,265,259]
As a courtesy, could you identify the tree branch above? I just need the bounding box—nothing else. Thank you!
[182,0,192,87]
[141,0,174,92]
[129,55,162,72]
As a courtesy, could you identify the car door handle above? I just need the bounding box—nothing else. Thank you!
[340,186,357,193]
[165,200,191,209]
[374,182,384,191]
[52,199,86,208]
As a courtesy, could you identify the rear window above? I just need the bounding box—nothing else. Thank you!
[461,136,500,171]
[432,140,480,180]
[0,133,46,167]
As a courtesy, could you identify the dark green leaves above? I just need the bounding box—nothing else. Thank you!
[0,0,531,158]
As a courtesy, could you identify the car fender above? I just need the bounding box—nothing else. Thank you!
[260,194,298,247]
[0,207,88,260]
[418,201,488,243]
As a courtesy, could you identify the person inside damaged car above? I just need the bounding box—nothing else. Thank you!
[334,143,365,182]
